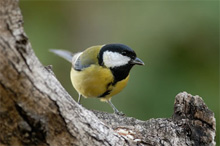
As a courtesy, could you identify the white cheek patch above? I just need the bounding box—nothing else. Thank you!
[103,51,130,68]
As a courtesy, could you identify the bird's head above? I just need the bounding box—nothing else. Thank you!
[98,44,144,68]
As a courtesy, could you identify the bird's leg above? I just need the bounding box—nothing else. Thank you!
[77,94,81,104]
[107,100,125,116]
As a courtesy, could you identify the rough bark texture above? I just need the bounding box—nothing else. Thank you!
[0,0,216,146]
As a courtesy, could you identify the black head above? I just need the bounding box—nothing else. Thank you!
[98,44,144,83]
[98,44,144,67]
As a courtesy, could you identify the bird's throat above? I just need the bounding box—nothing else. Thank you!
[110,64,133,85]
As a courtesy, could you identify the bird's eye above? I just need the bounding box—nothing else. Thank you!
[122,51,127,55]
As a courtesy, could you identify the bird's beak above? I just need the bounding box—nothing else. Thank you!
[131,57,145,65]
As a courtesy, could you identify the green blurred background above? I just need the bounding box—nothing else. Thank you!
[20,1,219,144]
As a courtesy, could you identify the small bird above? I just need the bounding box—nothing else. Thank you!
[50,44,144,115]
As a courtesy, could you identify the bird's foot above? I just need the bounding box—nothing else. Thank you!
[114,110,125,116]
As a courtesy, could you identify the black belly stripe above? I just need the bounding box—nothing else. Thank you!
[98,90,112,98]
[98,64,133,98]
[98,81,113,98]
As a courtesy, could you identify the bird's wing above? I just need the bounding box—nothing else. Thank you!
[73,45,103,71]
[50,45,103,71]
[72,52,84,71]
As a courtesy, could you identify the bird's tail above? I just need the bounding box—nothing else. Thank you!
[49,49,73,63]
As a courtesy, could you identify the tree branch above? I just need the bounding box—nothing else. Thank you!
[0,0,216,145]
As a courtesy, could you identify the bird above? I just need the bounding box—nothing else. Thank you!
[50,43,144,115]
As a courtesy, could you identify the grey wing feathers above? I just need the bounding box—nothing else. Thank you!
[72,52,91,71]
[72,52,84,71]
[50,49,74,63]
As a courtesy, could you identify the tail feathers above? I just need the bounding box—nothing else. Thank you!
[50,49,73,63]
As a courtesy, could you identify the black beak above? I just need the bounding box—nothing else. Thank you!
[131,57,145,65]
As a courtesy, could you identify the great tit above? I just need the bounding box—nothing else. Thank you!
[50,44,144,115]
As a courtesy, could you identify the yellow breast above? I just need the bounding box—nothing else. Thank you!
[70,66,129,101]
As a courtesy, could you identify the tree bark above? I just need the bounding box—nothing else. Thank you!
[0,0,216,145]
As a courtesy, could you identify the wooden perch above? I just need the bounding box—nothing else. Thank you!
[0,0,216,145]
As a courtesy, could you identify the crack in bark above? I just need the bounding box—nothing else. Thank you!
[16,44,32,72]
[14,102,48,145]
[0,36,11,50]
[0,80,17,97]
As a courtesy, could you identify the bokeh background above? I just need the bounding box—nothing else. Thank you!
[20,1,219,144]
